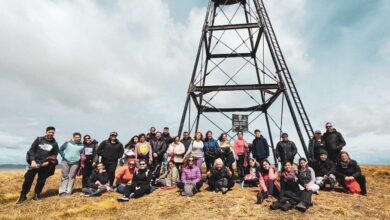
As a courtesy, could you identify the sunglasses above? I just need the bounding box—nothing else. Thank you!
[129,163,135,166]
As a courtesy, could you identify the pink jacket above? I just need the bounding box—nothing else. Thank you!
[259,167,280,192]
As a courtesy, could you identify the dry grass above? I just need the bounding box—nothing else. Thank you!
[0,165,389,220]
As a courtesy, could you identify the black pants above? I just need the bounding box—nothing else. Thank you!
[82,158,94,188]
[281,189,313,207]
[328,150,341,163]
[177,181,203,191]
[123,183,151,199]
[208,178,235,190]
[337,175,367,195]
[21,167,49,195]
[255,156,267,165]
[236,155,245,180]
[103,162,117,187]
[205,156,216,172]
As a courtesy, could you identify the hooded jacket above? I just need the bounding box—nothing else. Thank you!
[60,140,84,164]
[323,129,346,152]
[26,136,59,165]
[98,139,124,163]
[276,141,297,162]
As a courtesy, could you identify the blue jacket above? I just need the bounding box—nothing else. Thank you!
[252,136,269,158]
[60,140,84,164]
[203,138,220,158]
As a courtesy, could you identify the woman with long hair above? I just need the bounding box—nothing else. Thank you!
[185,132,205,172]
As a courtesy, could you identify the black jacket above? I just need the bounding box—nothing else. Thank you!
[97,140,124,163]
[276,141,297,163]
[308,139,325,161]
[181,138,193,154]
[88,170,109,189]
[209,166,231,181]
[162,133,173,145]
[220,148,235,166]
[150,139,167,156]
[336,160,362,179]
[313,159,336,177]
[26,136,59,164]
[279,175,300,201]
[252,136,269,158]
[323,129,346,152]
[132,169,152,187]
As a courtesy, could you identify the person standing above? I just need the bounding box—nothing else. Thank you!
[234,131,248,180]
[162,127,174,146]
[204,131,220,172]
[219,133,235,176]
[97,132,124,189]
[167,136,186,169]
[17,127,59,204]
[275,133,297,164]
[185,132,204,172]
[150,132,167,178]
[146,127,157,142]
[134,134,153,165]
[59,132,84,196]
[82,135,99,188]
[181,131,193,155]
[251,130,270,164]
[307,130,325,163]
[323,122,346,163]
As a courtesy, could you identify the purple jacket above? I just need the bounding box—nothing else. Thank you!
[181,165,201,184]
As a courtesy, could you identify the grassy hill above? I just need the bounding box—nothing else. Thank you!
[0,165,389,219]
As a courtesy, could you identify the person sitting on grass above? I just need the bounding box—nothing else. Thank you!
[81,163,109,197]
[270,161,313,212]
[156,160,180,189]
[178,156,203,196]
[241,158,259,188]
[256,159,279,204]
[312,150,337,190]
[336,151,367,196]
[115,159,137,194]
[117,160,152,201]
[297,158,320,194]
[206,158,234,194]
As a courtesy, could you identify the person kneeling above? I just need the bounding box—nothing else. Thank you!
[207,158,234,194]
[178,156,203,196]
[270,161,313,212]
[241,158,259,188]
[82,163,109,197]
[117,160,152,201]
[156,160,180,190]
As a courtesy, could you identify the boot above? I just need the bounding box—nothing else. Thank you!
[32,194,41,201]
[16,194,27,204]
[295,202,307,212]
[256,192,264,204]
[281,202,293,211]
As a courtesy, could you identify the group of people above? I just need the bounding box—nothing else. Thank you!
[16,123,367,213]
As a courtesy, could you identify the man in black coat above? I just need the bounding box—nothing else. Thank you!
[17,126,59,204]
[252,129,270,164]
[323,122,346,163]
[150,132,167,179]
[276,133,297,164]
[97,132,124,188]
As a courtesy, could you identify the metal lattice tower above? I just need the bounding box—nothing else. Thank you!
[178,0,314,162]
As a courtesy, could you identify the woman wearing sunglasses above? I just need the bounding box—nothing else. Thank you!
[117,160,152,201]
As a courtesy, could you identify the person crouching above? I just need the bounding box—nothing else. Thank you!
[81,163,109,197]
[206,158,234,194]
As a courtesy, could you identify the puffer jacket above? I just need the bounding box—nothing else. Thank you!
[276,141,297,162]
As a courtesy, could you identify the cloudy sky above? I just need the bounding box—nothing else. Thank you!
[0,0,389,164]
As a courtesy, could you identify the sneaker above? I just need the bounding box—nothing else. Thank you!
[295,202,307,212]
[240,181,245,189]
[32,194,41,201]
[117,196,129,202]
[16,194,27,204]
[270,201,283,210]
[256,192,264,204]
[221,187,228,194]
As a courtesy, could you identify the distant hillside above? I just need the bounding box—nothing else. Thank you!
[0,164,26,170]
